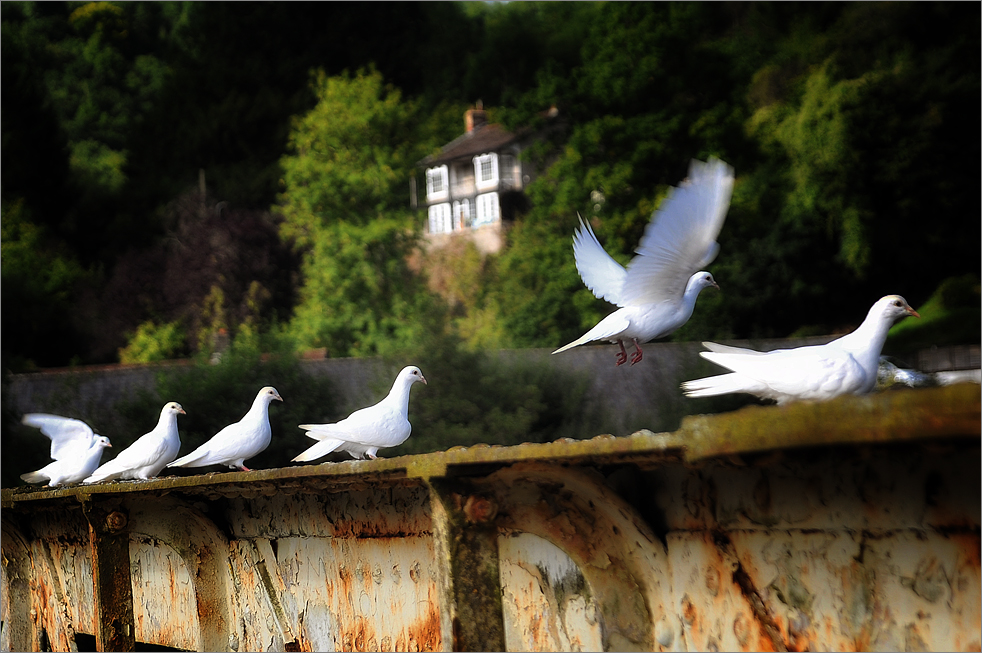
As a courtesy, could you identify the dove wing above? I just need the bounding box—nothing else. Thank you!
[701,345,868,399]
[301,405,406,448]
[620,158,733,307]
[571,216,628,307]
[22,414,95,461]
[107,433,170,471]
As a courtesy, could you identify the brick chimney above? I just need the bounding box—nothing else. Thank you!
[465,100,487,133]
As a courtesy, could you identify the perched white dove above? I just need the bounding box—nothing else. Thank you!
[553,157,734,365]
[167,386,283,472]
[20,414,112,487]
[292,366,427,463]
[682,295,920,404]
[83,402,185,484]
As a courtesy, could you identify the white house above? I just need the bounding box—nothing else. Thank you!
[414,103,555,254]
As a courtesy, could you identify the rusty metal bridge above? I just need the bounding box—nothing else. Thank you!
[2,383,979,652]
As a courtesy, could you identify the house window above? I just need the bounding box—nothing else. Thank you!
[475,192,499,226]
[428,203,452,234]
[452,199,473,230]
[474,153,498,190]
[426,166,449,201]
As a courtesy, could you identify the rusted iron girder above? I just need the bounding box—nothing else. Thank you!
[426,478,506,652]
[81,500,136,652]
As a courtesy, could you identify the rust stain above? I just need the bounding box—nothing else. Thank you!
[395,590,441,652]
[3,385,979,652]
[713,531,788,652]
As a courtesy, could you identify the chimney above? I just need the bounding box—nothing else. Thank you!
[465,100,487,133]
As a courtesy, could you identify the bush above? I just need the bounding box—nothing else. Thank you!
[118,320,187,364]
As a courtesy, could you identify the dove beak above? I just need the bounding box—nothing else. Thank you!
[907,307,920,318]
[420,375,428,385]
[711,280,720,290]
[275,393,284,402]
[178,408,186,415]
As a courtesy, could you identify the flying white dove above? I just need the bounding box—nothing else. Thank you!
[682,295,920,404]
[83,402,185,484]
[20,414,112,487]
[292,366,426,463]
[553,157,734,365]
[167,386,283,472]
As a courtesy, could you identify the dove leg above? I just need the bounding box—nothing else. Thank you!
[239,465,252,472]
[630,339,643,365]
[615,341,629,366]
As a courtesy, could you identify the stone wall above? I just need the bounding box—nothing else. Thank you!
[5,337,839,438]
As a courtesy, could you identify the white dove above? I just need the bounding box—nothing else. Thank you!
[83,402,185,484]
[553,157,734,365]
[292,366,426,463]
[20,414,112,487]
[682,295,920,404]
[167,386,283,472]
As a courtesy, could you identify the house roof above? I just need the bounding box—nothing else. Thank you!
[418,123,524,167]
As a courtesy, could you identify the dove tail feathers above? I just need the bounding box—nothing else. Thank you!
[292,438,344,463]
[682,373,751,399]
[20,471,47,484]
[700,342,765,356]
[552,335,592,356]
[167,449,209,468]
[553,312,631,355]
[82,466,119,484]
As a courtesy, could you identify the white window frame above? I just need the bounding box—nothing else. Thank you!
[474,153,498,191]
[475,192,499,226]
[425,165,449,201]
[428,203,452,234]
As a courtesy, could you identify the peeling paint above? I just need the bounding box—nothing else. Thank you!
[1,384,978,652]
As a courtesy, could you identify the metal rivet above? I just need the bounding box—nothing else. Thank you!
[463,495,497,523]
[105,511,127,533]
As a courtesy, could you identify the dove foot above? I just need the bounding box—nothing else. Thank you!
[615,341,629,366]
[630,339,643,365]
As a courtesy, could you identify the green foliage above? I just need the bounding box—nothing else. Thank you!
[278,69,420,239]
[118,320,186,364]
[886,275,981,354]
[288,218,431,357]
[0,198,94,370]
[278,69,462,357]
[69,139,127,195]
[420,238,507,350]
[2,1,979,370]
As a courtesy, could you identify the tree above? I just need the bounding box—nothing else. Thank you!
[99,191,300,363]
[277,69,463,357]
